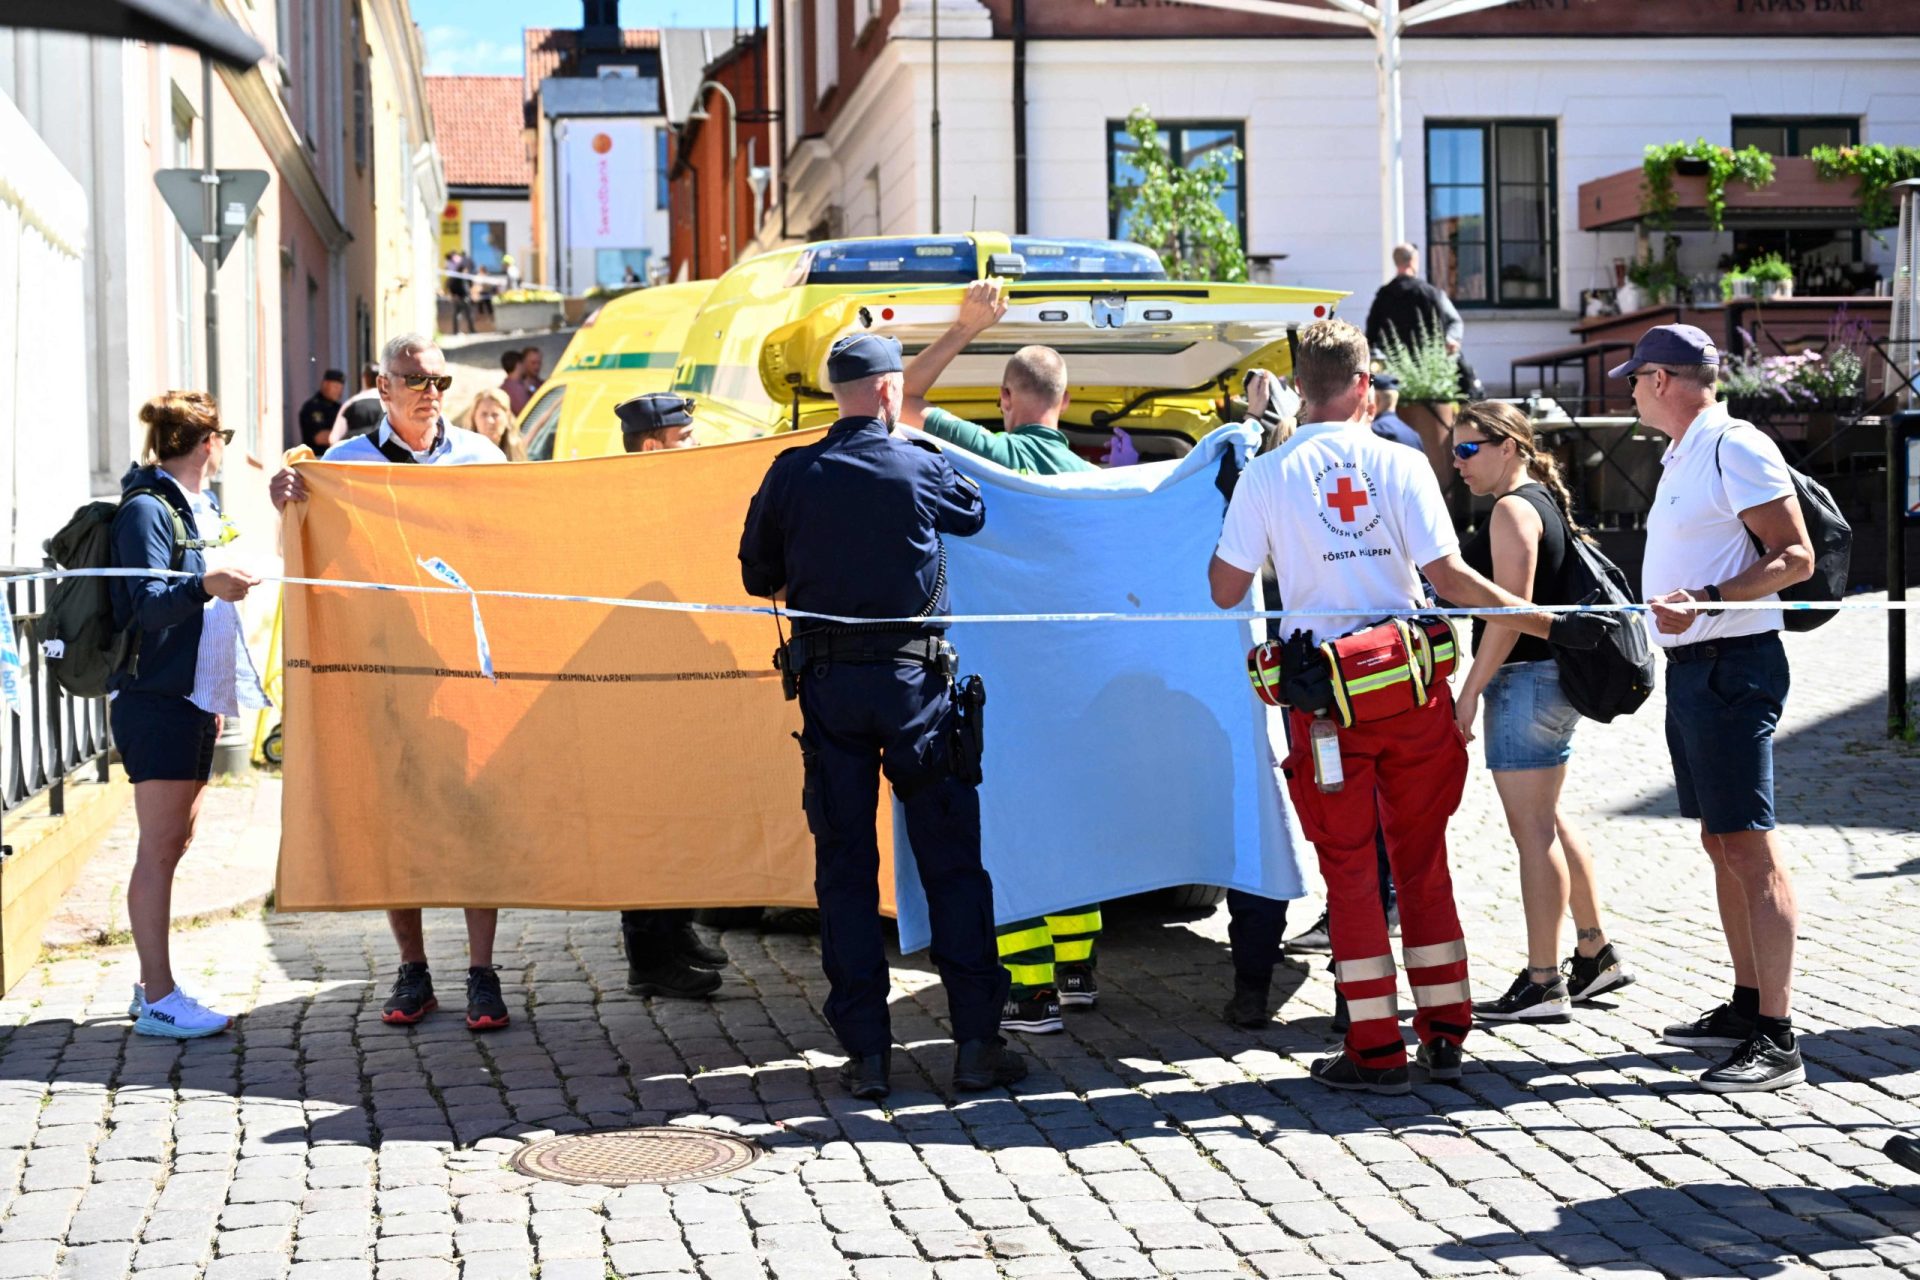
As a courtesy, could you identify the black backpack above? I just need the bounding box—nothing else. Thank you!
[1715,424,1852,632]
[32,489,195,698]
[1543,501,1656,723]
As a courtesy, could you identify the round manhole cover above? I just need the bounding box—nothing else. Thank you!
[508,1127,762,1187]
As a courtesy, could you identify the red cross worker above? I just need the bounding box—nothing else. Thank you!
[1206,320,1614,1094]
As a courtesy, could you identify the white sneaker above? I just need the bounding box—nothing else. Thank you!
[128,983,145,1020]
[132,988,232,1039]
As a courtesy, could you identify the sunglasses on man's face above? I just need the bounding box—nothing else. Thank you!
[397,374,454,393]
[1627,370,1662,391]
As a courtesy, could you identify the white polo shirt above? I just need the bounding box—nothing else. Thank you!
[1215,420,1457,644]
[1641,402,1794,646]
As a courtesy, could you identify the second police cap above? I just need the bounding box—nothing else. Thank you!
[826,332,903,382]
[1608,323,1720,379]
[616,392,696,433]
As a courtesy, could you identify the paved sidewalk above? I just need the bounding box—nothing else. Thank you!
[1,610,1916,1280]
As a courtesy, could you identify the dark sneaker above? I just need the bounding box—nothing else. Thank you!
[953,1039,1028,1091]
[1000,990,1063,1034]
[464,966,509,1031]
[1416,1039,1463,1082]
[627,954,723,1000]
[1662,1002,1755,1051]
[1700,1032,1805,1093]
[1310,1051,1410,1096]
[838,1051,892,1101]
[1884,1134,1920,1177]
[1564,944,1635,1003]
[381,962,438,1025]
[673,923,728,969]
[1287,910,1332,953]
[1474,969,1572,1023]
[1222,982,1270,1029]
[1056,965,1099,1009]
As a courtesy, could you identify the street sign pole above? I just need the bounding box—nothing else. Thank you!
[201,54,220,415]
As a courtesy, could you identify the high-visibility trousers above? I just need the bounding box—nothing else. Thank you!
[1283,690,1470,1069]
[996,906,1102,997]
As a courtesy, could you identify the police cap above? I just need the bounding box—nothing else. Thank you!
[826,332,903,383]
[616,392,696,434]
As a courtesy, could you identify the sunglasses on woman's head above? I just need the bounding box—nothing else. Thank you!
[399,374,454,392]
[1452,441,1484,460]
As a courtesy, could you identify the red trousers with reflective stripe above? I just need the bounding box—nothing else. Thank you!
[1285,689,1470,1068]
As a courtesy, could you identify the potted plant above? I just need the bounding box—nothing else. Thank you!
[1747,253,1793,301]
[1641,139,1775,231]
[1375,322,1462,490]
[1719,269,1754,302]
[1624,242,1685,308]
[492,288,565,332]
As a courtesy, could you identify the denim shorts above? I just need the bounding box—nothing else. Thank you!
[1482,659,1579,772]
[110,691,217,784]
[1664,632,1788,834]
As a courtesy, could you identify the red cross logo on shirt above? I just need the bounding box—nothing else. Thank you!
[1326,475,1370,523]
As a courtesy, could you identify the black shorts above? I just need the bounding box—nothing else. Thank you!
[110,691,217,784]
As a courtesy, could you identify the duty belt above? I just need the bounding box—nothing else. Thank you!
[786,631,950,671]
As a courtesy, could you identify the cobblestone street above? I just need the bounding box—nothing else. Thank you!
[3,610,1918,1280]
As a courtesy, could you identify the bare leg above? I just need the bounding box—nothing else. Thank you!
[1703,829,1759,991]
[387,909,427,965]
[1491,766,1568,975]
[127,779,206,1002]
[1558,814,1608,958]
[465,909,498,968]
[1713,829,1798,1018]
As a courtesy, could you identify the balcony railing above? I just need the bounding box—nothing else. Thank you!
[2,568,111,819]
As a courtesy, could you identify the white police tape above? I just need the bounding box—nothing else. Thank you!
[416,557,495,683]
[0,610,26,716]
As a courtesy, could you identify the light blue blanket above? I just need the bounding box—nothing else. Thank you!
[891,424,1308,953]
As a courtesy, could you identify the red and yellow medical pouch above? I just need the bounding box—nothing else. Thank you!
[1318,618,1428,728]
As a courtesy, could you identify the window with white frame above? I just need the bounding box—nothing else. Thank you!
[814,0,838,103]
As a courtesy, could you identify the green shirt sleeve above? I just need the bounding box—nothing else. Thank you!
[921,406,1020,470]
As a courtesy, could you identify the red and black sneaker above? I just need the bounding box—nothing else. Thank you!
[381,962,437,1025]
[465,965,510,1031]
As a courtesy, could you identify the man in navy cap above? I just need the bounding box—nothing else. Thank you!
[609,392,731,999]
[1367,371,1424,452]
[738,331,1026,1101]
[1623,323,1814,1093]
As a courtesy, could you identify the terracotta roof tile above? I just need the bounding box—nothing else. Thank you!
[523,27,662,112]
[426,76,532,189]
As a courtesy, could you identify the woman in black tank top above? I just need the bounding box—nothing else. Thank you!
[1448,402,1635,1024]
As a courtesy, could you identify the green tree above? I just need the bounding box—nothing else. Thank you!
[1109,107,1247,282]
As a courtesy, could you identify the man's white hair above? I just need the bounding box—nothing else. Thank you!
[380,332,437,375]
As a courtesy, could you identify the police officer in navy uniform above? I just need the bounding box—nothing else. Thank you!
[613,393,729,998]
[738,333,1026,1101]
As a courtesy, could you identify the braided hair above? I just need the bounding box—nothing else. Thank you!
[1456,400,1584,539]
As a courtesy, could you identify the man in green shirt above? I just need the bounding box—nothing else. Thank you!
[898,277,1103,1036]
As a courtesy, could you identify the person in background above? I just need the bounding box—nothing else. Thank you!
[329,364,385,448]
[1449,401,1634,1023]
[447,252,475,335]
[502,252,521,292]
[898,277,1106,1036]
[112,391,264,1039]
[520,347,545,394]
[462,387,526,462]
[272,333,512,1032]
[1365,243,1463,359]
[1367,371,1424,452]
[297,369,344,453]
[498,349,531,415]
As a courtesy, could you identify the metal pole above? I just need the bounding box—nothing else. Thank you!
[1890,413,1908,737]
[1376,0,1405,279]
[930,0,941,234]
[200,54,220,405]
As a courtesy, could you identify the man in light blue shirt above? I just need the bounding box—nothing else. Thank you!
[269,333,508,1033]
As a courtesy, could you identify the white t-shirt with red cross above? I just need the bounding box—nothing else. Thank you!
[1214,419,1459,645]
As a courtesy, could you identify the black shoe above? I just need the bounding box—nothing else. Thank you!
[1884,1134,1920,1177]
[1287,910,1332,953]
[1700,1031,1805,1093]
[627,954,723,1000]
[1000,990,1063,1034]
[464,966,509,1031]
[1309,1051,1410,1096]
[1662,1002,1756,1051]
[1056,965,1098,1009]
[953,1038,1028,1091]
[381,962,437,1025]
[1222,981,1270,1029]
[838,1050,892,1101]
[1474,969,1572,1023]
[1416,1039,1463,1082]
[672,923,727,969]
[1564,944,1635,1002]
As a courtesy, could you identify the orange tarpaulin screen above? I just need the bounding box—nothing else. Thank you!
[276,435,895,914]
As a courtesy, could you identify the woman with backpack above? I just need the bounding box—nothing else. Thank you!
[110,391,263,1039]
[1448,401,1635,1022]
